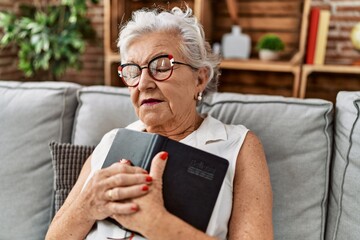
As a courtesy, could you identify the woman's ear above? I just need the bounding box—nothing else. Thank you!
[196,66,209,91]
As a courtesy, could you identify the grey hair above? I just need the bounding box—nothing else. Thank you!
[117,6,221,95]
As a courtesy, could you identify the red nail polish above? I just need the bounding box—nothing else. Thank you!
[146,176,152,182]
[131,205,138,211]
[142,185,149,191]
[160,152,168,161]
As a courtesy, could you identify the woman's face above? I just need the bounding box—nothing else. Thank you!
[123,31,205,130]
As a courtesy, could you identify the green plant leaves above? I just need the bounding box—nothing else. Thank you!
[0,0,97,80]
[256,34,285,52]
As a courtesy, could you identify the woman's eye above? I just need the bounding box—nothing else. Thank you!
[155,67,170,73]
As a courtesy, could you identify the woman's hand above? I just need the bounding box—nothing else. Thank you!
[112,152,169,235]
[80,159,153,222]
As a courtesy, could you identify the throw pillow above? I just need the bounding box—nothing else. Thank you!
[49,141,95,213]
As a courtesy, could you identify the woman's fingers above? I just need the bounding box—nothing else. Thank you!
[107,202,139,215]
[104,160,148,175]
[86,152,169,219]
[104,172,152,189]
[93,159,150,188]
[150,151,168,179]
[106,183,150,201]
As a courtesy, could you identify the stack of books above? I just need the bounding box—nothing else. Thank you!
[305,8,331,65]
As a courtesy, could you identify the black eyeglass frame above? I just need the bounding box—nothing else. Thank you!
[117,54,197,87]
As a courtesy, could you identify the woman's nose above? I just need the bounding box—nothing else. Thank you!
[137,68,156,90]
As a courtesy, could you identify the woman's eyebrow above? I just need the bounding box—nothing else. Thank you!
[124,53,168,65]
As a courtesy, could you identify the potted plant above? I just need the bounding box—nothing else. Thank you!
[256,34,285,61]
[0,0,98,81]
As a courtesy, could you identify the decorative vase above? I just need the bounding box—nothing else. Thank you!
[222,25,251,59]
[259,49,280,61]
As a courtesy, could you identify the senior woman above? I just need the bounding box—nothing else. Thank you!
[46,6,273,240]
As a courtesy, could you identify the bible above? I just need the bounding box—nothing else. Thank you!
[102,128,229,232]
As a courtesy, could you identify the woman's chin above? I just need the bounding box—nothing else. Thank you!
[140,113,166,128]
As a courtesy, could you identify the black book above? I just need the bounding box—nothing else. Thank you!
[102,128,229,233]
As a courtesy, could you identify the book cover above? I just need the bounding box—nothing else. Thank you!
[102,128,229,233]
[306,8,321,64]
[314,10,331,65]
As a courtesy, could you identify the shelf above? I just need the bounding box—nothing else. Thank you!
[299,64,360,98]
[220,59,302,97]
[302,64,360,74]
[221,59,299,72]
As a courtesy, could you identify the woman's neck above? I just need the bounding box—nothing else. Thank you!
[145,114,204,141]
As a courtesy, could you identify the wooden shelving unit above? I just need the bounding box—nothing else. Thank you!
[299,64,360,98]
[103,0,310,97]
[214,0,311,97]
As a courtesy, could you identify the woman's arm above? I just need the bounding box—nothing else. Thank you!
[45,156,95,239]
[228,131,274,240]
[46,155,153,240]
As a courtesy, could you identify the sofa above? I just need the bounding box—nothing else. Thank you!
[0,80,359,240]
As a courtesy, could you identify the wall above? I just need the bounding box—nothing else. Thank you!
[61,1,104,85]
[0,0,104,85]
[0,0,27,80]
[1,0,359,93]
[305,0,360,102]
[312,0,360,65]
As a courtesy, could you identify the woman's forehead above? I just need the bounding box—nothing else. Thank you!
[124,32,182,62]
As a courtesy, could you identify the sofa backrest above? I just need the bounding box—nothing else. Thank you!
[199,92,333,240]
[0,81,80,239]
[326,91,360,240]
[0,81,341,240]
[73,86,334,240]
[72,86,138,146]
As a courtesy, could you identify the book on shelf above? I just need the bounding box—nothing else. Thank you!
[314,9,331,65]
[305,7,321,64]
[102,128,229,233]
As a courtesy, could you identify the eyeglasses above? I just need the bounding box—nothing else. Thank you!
[118,54,197,87]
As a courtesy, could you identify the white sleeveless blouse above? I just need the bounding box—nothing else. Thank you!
[85,115,248,240]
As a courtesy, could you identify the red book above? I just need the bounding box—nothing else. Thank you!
[306,8,321,64]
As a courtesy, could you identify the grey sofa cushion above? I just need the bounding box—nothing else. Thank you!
[72,86,138,146]
[326,91,360,240]
[49,142,95,213]
[199,93,333,240]
[0,81,80,239]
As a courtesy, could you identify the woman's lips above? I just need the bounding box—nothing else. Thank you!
[141,98,163,106]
